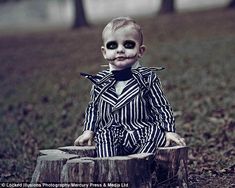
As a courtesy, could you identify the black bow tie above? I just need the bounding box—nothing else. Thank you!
[112,67,133,81]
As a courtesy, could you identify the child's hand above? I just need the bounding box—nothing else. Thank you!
[165,132,186,147]
[74,130,94,146]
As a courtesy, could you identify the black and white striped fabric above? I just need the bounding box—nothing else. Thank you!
[82,66,175,157]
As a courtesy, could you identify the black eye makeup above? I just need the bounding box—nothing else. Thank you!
[106,40,136,50]
[106,41,118,49]
[123,40,136,49]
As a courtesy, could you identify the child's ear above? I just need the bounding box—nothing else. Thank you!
[138,45,146,58]
[101,46,107,59]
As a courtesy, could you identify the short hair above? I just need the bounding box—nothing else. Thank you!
[102,17,144,45]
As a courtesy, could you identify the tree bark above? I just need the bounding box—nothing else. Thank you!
[61,158,95,183]
[159,0,175,14]
[61,153,153,188]
[31,150,78,183]
[73,0,88,28]
[153,146,189,187]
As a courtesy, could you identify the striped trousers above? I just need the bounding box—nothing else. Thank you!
[95,125,166,157]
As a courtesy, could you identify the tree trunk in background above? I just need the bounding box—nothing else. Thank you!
[228,0,235,8]
[73,0,87,28]
[0,0,20,3]
[159,0,175,14]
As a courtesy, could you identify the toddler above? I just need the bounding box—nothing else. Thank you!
[74,17,185,157]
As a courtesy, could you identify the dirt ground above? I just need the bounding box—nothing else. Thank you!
[0,8,234,187]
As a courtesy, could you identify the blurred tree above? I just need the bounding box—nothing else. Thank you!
[228,0,235,8]
[159,0,175,14]
[0,0,20,3]
[73,0,88,28]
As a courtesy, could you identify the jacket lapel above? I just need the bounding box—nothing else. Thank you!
[113,78,140,111]
[100,85,118,107]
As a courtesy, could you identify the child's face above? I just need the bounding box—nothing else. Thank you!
[101,25,145,70]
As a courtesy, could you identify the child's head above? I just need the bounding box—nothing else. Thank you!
[101,17,146,70]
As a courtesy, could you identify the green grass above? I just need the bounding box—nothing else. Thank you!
[0,8,235,186]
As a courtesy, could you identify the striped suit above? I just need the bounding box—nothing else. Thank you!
[82,66,175,157]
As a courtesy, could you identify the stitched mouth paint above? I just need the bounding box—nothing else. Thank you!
[106,53,138,61]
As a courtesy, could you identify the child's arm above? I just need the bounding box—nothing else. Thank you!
[148,73,175,132]
[148,73,186,146]
[74,85,98,146]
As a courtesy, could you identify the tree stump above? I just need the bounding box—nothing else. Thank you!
[31,149,78,183]
[61,153,153,188]
[31,146,188,188]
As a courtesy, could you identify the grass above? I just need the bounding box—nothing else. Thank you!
[0,8,235,187]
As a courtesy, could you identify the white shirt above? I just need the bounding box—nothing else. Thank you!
[109,62,140,96]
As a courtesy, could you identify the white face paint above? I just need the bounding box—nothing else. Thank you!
[101,25,145,70]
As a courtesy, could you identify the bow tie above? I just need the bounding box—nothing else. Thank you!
[111,67,133,81]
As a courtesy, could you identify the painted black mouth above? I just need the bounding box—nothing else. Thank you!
[106,53,138,61]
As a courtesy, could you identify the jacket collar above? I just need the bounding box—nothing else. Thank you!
[81,64,164,110]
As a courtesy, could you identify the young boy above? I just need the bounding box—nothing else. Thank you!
[74,17,185,157]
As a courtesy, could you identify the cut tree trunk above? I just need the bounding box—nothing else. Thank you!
[31,146,188,188]
[61,153,153,188]
[31,150,78,183]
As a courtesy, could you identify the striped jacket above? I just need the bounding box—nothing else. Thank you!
[82,66,175,133]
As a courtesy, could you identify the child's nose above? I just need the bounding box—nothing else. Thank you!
[117,45,125,53]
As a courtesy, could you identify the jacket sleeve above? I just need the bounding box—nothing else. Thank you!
[148,73,175,132]
[83,85,99,132]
